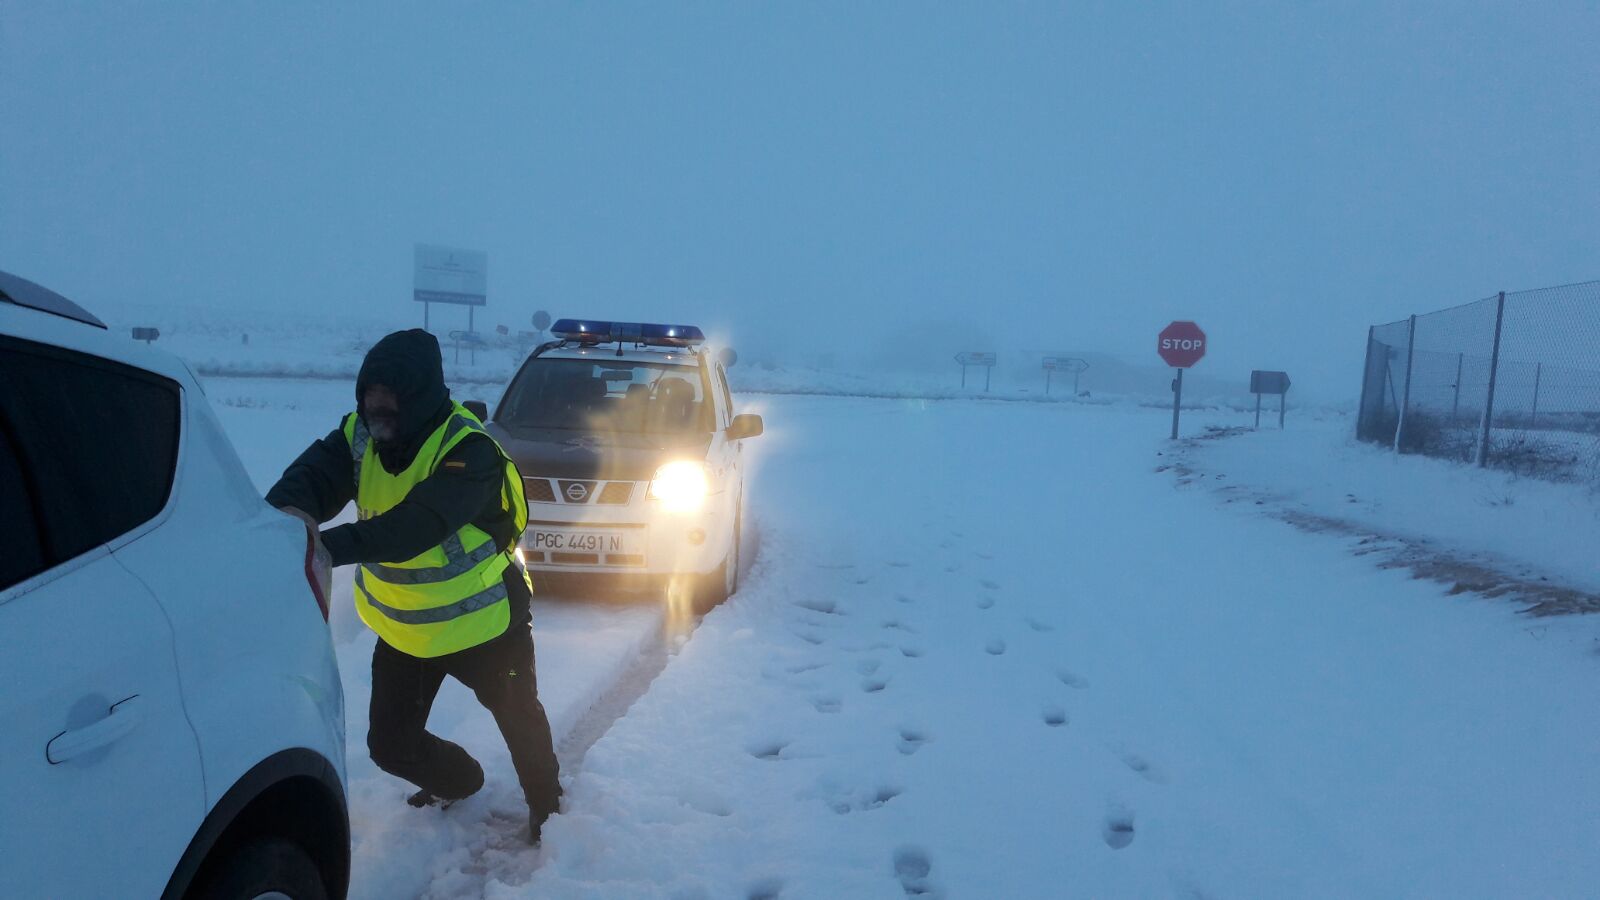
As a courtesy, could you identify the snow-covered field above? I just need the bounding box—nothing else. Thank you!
[209,377,1600,899]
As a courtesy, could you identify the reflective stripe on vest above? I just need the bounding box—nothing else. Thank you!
[365,532,501,585]
[355,567,508,625]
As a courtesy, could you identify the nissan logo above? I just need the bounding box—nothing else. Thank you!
[565,483,590,502]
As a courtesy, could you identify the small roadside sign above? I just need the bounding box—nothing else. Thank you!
[954,351,997,391]
[1041,356,1089,395]
[1250,370,1291,428]
[447,329,487,365]
[532,310,552,333]
[131,327,160,344]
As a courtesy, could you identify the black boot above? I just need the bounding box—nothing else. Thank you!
[407,788,458,810]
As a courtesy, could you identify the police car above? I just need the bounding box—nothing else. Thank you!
[477,319,762,609]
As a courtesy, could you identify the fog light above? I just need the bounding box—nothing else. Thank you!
[687,529,706,546]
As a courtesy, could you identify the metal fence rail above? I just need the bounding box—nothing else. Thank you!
[1356,280,1600,483]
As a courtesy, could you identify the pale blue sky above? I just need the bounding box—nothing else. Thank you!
[3,2,1596,398]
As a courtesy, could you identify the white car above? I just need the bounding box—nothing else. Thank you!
[0,271,349,900]
[478,319,763,611]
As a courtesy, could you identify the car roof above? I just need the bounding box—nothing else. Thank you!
[0,270,107,329]
[0,276,195,389]
[537,344,704,367]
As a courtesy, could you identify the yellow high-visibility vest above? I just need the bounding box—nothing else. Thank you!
[341,402,530,658]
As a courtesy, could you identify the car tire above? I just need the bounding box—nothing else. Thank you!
[692,500,741,615]
[191,835,328,900]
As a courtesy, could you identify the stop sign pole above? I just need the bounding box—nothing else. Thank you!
[1157,321,1207,439]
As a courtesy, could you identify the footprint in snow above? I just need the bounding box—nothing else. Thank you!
[1055,668,1090,689]
[826,784,903,814]
[985,638,1007,656]
[886,560,911,568]
[810,694,843,714]
[1041,705,1068,727]
[791,630,826,646]
[979,578,1001,590]
[943,564,961,573]
[1024,617,1053,632]
[746,739,790,761]
[896,727,931,755]
[787,661,826,674]
[895,594,915,605]
[899,643,926,659]
[860,676,890,693]
[854,576,872,585]
[1116,749,1166,784]
[893,846,938,896]
[857,658,883,676]
[794,597,843,615]
[881,619,917,633]
[1102,805,1136,850]
[975,596,995,610]
[974,551,993,560]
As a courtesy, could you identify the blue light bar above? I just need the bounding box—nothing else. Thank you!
[551,318,705,347]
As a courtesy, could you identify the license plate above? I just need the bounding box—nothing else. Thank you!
[525,528,642,556]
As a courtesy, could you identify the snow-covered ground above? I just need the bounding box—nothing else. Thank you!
[208,378,1600,899]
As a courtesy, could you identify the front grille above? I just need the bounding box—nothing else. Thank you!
[551,552,600,565]
[557,480,598,503]
[607,553,645,567]
[525,475,636,505]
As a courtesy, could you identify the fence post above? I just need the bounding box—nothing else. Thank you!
[1355,326,1377,441]
[1393,314,1417,454]
[1477,291,1506,467]
[1451,352,1463,423]
[1530,362,1542,429]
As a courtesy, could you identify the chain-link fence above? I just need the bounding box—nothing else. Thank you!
[1356,280,1600,484]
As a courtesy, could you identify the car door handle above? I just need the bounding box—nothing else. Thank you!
[46,696,144,764]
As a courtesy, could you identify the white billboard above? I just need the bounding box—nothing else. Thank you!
[413,244,487,306]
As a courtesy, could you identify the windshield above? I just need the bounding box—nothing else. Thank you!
[497,357,711,434]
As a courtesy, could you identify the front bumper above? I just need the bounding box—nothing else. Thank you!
[519,479,730,577]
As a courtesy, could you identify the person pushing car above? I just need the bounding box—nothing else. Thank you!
[267,329,561,844]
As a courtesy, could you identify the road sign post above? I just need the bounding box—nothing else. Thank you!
[1042,357,1089,397]
[1249,370,1291,429]
[954,352,997,391]
[448,330,486,365]
[1158,321,1207,439]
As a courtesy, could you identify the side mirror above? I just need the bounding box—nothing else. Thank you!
[726,413,763,441]
[718,347,738,368]
[463,400,489,422]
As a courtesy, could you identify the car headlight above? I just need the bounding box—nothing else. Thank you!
[648,460,710,513]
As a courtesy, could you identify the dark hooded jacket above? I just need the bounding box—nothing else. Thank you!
[266,331,526,620]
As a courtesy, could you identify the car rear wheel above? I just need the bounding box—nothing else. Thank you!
[190,836,327,900]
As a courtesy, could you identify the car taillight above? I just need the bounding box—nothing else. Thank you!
[302,529,331,621]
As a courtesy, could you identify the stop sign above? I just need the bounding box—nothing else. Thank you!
[1158,321,1207,368]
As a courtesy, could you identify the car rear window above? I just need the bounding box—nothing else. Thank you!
[0,336,180,580]
[498,358,712,434]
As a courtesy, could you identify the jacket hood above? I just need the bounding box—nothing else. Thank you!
[356,329,451,459]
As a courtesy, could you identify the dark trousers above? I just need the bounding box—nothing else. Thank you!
[367,619,563,819]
